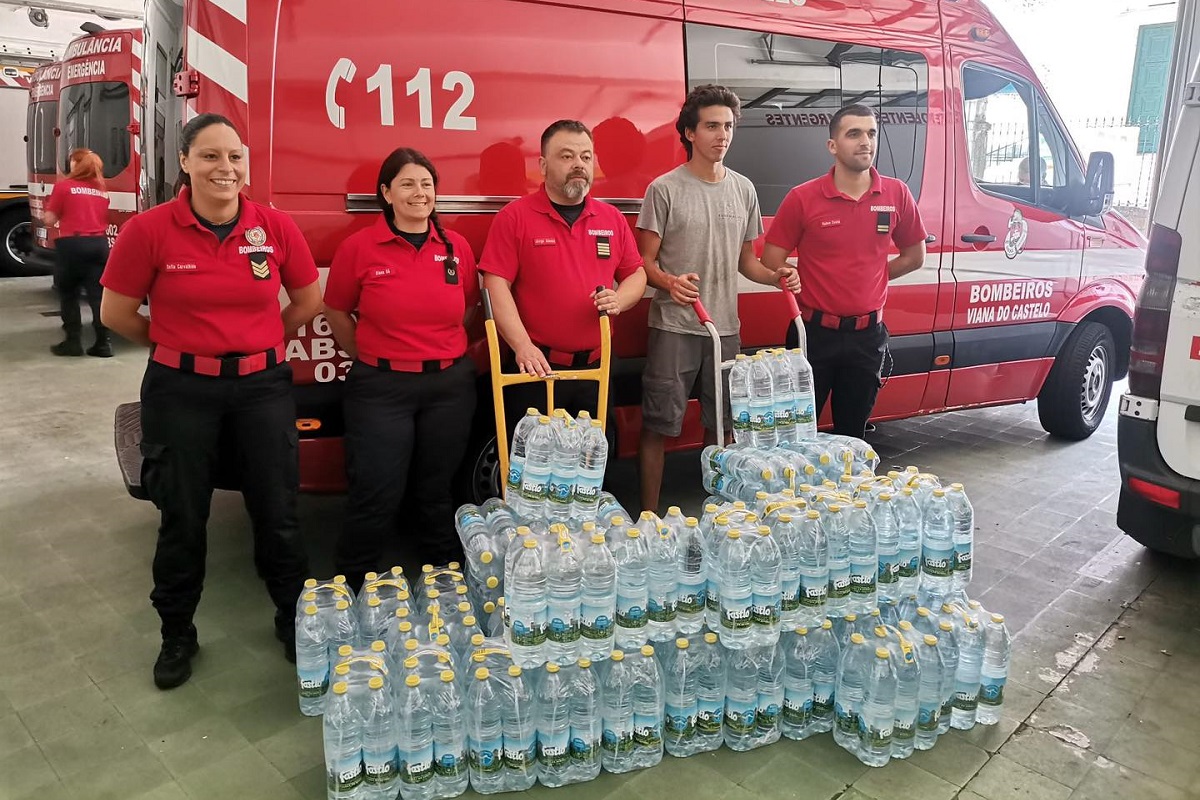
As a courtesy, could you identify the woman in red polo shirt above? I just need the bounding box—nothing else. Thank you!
[324,147,479,587]
[99,113,323,690]
[43,148,111,357]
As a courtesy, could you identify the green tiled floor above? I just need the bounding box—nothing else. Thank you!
[3,274,1200,799]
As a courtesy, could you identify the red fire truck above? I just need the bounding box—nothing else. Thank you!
[109,0,1143,502]
[25,60,61,270]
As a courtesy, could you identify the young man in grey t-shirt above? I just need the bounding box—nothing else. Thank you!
[636,84,800,512]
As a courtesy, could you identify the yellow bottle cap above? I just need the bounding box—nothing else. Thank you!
[822,619,833,630]
[371,640,386,652]
[578,658,592,669]
[334,663,350,676]
[304,578,318,589]
[676,638,689,649]
[369,676,384,690]
[524,539,538,549]
[336,600,349,611]
[480,551,494,565]
[404,656,418,669]
[332,682,349,695]
[406,675,420,687]
[795,627,808,635]
[640,645,655,657]
[546,663,560,673]
[924,635,939,646]
[338,645,353,657]
[704,633,718,644]
[304,605,318,616]
[486,577,499,589]
[464,615,477,626]
[850,633,866,644]
[508,665,522,677]
[876,647,890,659]
[610,650,625,661]
[476,667,490,680]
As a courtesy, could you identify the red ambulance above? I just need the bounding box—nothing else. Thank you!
[25,60,61,270]
[111,0,1144,502]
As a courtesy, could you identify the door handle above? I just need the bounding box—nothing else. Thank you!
[925,234,937,244]
[961,233,997,244]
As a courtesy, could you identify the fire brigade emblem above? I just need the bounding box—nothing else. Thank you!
[1003,209,1027,259]
[245,226,267,247]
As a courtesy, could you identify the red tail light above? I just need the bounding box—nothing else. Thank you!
[1128,224,1182,399]
[1128,476,1182,510]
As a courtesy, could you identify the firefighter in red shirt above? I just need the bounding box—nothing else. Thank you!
[43,148,112,357]
[99,113,323,689]
[480,119,646,428]
[324,149,479,586]
[762,104,927,440]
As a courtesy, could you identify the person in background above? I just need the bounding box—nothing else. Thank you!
[325,148,480,588]
[43,148,112,357]
[100,113,323,690]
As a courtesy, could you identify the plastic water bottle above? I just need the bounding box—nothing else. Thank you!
[547,415,582,521]
[935,620,959,735]
[466,668,505,794]
[295,604,329,716]
[728,354,752,444]
[859,647,897,767]
[823,504,851,616]
[331,599,361,655]
[948,483,974,593]
[499,665,536,791]
[789,348,817,440]
[579,530,616,660]
[394,675,435,800]
[914,634,944,750]
[631,644,664,769]
[691,632,725,753]
[520,418,554,520]
[662,638,699,757]
[768,349,797,444]
[748,355,777,449]
[833,632,870,754]
[977,613,1010,726]
[324,681,365,799]
[772,514,803,630]
[810,620,840,734]
[718,530,754,649]
[921,489,955,598]
[886,624,921,760]
[676,517,707,635]
[431,670,468,798]
[573,420,608,520]
[360,677,399,800]
[749,526,782,646]
[536,663,573,787]
[545,529,582,665]
[723,647,759,752]
[600,650,637,773]
[872,493,901,604]
[782,627,815,740]
[794,510,828,627]
[505,538,548,668]
[506,409,540,513]
[565,659,602,782]
[755,642,785,747]
[646,510,680,642]
[610,525,649,650]
[846,501,878,614]
[895,488,923,598]
[951,616,982,730]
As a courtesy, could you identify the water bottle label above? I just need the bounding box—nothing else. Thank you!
[756,695,782,732]
[828,567,851,601]
[297,666,329,699]
[706,449,733,472]
[782,690,813,727]
[503,738,536,772]
[574,478,601,506]
[363,746,399,786]
[861,720,893,750]
[580,602,614,641]
[796,398,816,426]
[953,684,979,712]
[537,729,571,768]
[813,682,835,718]
[546,608,581,644]
[752,409,776,432]
[468,737,504,774]
[877,557,900,586]
[506,462,523,494]
[978,676,1006,707]
[615,592,647,630]
[677,583,706,615]
[647,593,678,623]
[953,543,973,573]
[548,477,575,506]
[917,702,941,732]
[834,702,858,735]
[720,599,752,631]
[922,545,954,578]
[569,731,598,762]
[732,408,752,433]
[775,403,795,429]
[706,579,721,612]
[780,580,801,612]
[723,699,756,735]
[892,717,915,742]
[601,723,634,754]
[697,699,724,735]
[520,474,548,503]
[751,594,781,628]
[399,743,434,785]
[940,697,955,719]
[664,703,697,739]
[898,548,920,579]
[849,564,876,596]
[433,742,465,778]
[633,713,662,748]
[510,615,547,647]
[327,754,364,793]
[799,574,828,608]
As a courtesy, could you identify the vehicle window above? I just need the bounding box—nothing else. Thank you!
[1033,97,1085,212]
[27,101,58,175]
[59,81,131,178]
[686,23,929,215]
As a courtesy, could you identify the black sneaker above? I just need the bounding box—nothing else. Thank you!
[274,614,296,664]
[51,339,84,357]
[87,339,113,358]
[153,628,199,690]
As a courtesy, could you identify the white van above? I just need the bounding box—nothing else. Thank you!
[1117,57,1200,558]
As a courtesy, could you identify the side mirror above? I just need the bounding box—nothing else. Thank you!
[1071,151,1114,216]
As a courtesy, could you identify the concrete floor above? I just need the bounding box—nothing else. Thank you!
[2,274,1198,800]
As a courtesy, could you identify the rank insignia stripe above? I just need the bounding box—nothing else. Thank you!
[250,254,271,280]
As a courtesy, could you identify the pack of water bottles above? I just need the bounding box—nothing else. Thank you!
[505,407,610,523]
[728,347,818,446]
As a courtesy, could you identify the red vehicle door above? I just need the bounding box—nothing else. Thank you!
[27,62,62,254]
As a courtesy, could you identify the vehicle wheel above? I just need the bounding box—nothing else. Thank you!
[1037,321,1115,440]
[0,205,34,277]
[452,383,503,505]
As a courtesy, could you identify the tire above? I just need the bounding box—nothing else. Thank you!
[452,381,503,505]
[1037,321,1115,440]
[0,205,35,277]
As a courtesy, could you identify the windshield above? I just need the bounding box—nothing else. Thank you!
[26,101,59,175]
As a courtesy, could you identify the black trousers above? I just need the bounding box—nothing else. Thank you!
[55,235,108,341]
[335,358,476,578]
[788,321,889,440]
[139,361,307,635]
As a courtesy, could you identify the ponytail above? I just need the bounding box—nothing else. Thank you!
[429,211,455,270]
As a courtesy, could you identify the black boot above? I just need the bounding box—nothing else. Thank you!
[154,624,199,690]
[274,611,296,664]
[87,331,113,358]
[51,337,83,357]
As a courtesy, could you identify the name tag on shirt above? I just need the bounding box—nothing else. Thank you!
[533,237,556,247]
